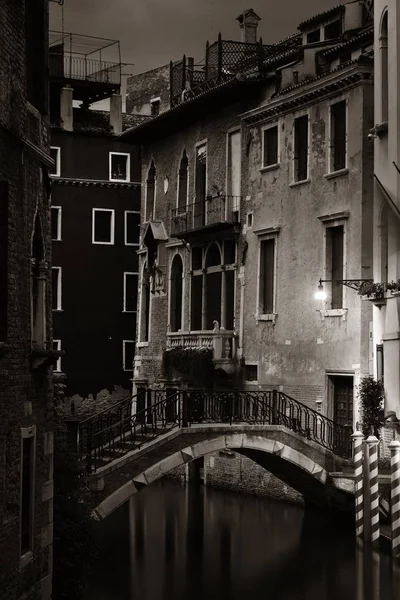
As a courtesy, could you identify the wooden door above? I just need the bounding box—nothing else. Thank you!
[333,376,354,427]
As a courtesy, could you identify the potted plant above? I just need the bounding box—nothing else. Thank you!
[386,279,400,296]
[358,281,386,306]
[357,376,385,439]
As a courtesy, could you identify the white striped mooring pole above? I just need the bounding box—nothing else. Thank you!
[365,435,380,547]
[389,440,400,558]
[352,431,365,539]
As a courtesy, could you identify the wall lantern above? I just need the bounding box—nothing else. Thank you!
[314,278,373,300]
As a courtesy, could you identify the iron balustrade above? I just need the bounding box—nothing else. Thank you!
[171,195,240,236]
[78,389,352,473]
[49,54,121,84]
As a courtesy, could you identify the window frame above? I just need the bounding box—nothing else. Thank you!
[122,339,135,371]
[123,271,138,313]
[176,149,189,211]
[124,210,140,246]
[194,139,208,225]
[52,266,62,311]
[150,97,161,117]
[244,363,259,384]
[51,206,62,241]
[19,426,36,562]
[137,261,151,346]
[291,112,310,184]
[145,160,157,222]
[327,98,348,175]
[92,208,115,246]
[53,339,61,372]
[109,152,131,183]
[261,122,280,170]
[168,252,185,332]
[255,229,279,321]
[50,146,61,178]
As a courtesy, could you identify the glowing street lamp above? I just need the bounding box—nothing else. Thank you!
[314,278,373,300]
[314,281,327,301]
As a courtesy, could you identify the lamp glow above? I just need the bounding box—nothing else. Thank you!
[315,283,327,301]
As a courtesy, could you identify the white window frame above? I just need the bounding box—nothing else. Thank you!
[109,152,131,183]
[50,146,61,177]
[327,97,348,175]
[150,97,161,116]
[291,111,310,185]
[53,339,61,372]
[124,210,140,246]
[51,206,62,241]
[52,266,62,311]
[255,227,280,322]
[19,425,36,564]
[92,208,115,245]
[261,122,280,171]
[123,272,138,313]
[122,339,135,371]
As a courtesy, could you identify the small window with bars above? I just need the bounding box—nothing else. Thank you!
[244,364,258,382]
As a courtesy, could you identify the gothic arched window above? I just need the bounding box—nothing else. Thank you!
[145,161,156,221]
[170,254,183,332]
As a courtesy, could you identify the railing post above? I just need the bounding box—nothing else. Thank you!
[352,430,365,539]
[272,389,279,425]
[365,435,380,548]
[182,390,189,427]
[389,440,400,558]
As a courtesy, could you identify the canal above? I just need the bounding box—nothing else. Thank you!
[87,479,399,600]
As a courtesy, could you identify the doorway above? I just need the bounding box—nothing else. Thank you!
[329,375,354,427]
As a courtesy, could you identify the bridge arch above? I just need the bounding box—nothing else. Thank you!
[91,430,342,521]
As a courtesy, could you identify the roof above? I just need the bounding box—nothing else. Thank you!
[319,25,374,59]
[51,108,153,135]
[143,221,168,242]
[298,5,345,31]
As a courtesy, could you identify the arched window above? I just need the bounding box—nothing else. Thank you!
[205,243,222,330]
[145,161,156,221]
[170,255,183,332]
[380,10,388,123]
[140,262,150,342]
[177,150,188,212]
[31,212,47,348]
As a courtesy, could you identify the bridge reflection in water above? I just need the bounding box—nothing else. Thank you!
[87,479,399,600]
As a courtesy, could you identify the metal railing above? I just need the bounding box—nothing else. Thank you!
[49,54,121,84]
[78,389,352,473]
[171,195,240,236]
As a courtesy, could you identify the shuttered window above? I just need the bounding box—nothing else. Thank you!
[330,101,347,172]
[329,226,344,309]
[263,126,278,167]
[259,238,275,314]
[293,115,309,182]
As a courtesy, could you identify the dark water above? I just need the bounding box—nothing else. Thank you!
[87,479,400,600]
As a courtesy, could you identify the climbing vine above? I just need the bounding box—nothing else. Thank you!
[163,347,214,387]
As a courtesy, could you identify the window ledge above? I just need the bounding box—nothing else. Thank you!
[136,341,149,348]
[260,164,279,174]
[109,178,131,184]
[122,310,135,314]
[51,238,62,242]
[289,178,310,188]
[19,551,33,570]
[324,168,349,180]
[52,309,64,312]
[256,313,277,324]
[92,241,115,246]
[319,308,348,321]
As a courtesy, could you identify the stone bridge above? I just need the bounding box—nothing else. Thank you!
[89,424,354,520]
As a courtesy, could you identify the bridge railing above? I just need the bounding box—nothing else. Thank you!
[79,389,352,473]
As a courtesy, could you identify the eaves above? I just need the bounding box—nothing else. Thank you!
[51,177,141,189]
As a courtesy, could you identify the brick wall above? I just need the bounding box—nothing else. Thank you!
[0,1,54,599]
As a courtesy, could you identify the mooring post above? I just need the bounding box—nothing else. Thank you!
[388,440,400,559]
[365,435,380,548]
[352,430,365,539]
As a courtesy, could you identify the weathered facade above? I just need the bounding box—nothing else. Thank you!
[371,0,400,427]
[49,33,142,399]
[123,5,374,436]
[0,1,56,598]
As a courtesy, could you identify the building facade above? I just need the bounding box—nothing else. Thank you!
[49,33,142,400]
[372,0,400,426]
[0,1,56,599]
[123,5,374,434]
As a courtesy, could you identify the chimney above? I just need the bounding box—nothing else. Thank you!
[60,86,73,131]
[236,9,261,44]
[110,94,123,135]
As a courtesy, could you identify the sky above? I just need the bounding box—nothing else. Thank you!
[50,0,341,77]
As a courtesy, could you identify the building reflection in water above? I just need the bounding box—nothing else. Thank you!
[87,479,398,600]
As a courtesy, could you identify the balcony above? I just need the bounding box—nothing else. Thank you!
[167,329,237,374]
[171,195,240,240]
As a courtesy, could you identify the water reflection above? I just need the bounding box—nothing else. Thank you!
[87,479,397,600]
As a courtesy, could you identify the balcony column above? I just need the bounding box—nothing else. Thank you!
[201,272,207,331]
[221,269,226,329]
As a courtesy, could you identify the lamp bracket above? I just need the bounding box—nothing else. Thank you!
[318,278,373,292]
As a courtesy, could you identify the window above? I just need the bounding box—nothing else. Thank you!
[52,267,62,311]
[125,211,140,246]
[380,11,388,123]
[145,161,156,221]
[194,143,207,228]
[324,19,342,41]
[247,213,253,228]
[244,364,258,382]
[124,272,138,313]
[177,150,189,211]
[170,255,183,332]
[50,147,61,177]
[293,115,309,182]
[123,340,135,371]
[326,226,344,309]
[109,152,130,182]
[306,29,320,44]
[20,427,35,557]
[51,206,62,241]
[150,98,160,117]
[92,209,115,245]
[227,131,241,220]
[329,101,347,172]
[259,238,276,315]
[139,264,150,342]
[53,340,61,372]
[262,125,279,168]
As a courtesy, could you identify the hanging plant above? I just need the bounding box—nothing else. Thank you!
[386,279,400,294]
[357,281,385,298]
[357,376,385,438]
[163,347,214,387]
